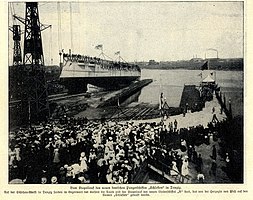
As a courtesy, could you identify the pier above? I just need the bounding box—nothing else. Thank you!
[179,85,204,112]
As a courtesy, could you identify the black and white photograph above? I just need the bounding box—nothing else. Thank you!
[7,1,244,185]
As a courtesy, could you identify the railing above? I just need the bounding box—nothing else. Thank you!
[215,91,232,119]
[147,156,190,184]
[131,160,149,183]
[63,53,141,72]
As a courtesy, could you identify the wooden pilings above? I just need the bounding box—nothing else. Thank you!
[215,90,233,119]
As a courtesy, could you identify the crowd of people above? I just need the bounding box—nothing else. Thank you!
[9,117,155,184]
[145,120,221,183]
[9,114,233,184]
[62,53,141,72]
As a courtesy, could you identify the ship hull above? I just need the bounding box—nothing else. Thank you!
[60,78,88,94]
[60,76,140,94]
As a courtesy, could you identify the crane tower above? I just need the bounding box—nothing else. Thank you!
[9,25,23,100]
[12,25,22,66]
[21,2,49,123]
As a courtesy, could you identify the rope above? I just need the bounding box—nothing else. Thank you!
[39,3,48,7]
[57,2,62,51]
[50,26,52,64]
[119,56,127,63]
[69,2,73,53]
[9,3,15,25]
[102,53,113,61]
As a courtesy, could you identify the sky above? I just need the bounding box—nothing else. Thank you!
[8,1,244,65]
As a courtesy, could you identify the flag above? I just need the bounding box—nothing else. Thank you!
[95,44,103,50]
[115,51,120,55]
[201,61,208,70]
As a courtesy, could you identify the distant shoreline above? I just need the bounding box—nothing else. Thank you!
[137,58,243,71]
[139,67,243,71]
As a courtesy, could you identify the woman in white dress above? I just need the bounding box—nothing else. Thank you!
[181,158,189,177]
[170,161,179,176]
[53,148,60,164]
[80,152,88,173]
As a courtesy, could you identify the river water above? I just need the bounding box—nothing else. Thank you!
[136,69,243,117]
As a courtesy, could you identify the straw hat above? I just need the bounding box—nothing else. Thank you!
[51,176,58,184]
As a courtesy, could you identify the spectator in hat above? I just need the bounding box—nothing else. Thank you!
[99,160,109,183]
[80,152,88,173]
[212,145,217,160]
[197,172,205,183]
[210,159,217,176]
[171,161,179,176]
[181,157,189,177]
[196,154,203,172]
[51,176,58,184]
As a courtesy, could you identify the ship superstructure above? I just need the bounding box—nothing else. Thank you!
[60,53,141,94]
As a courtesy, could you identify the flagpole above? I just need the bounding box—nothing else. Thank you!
[159,73,162,110]
[101,45,104,59]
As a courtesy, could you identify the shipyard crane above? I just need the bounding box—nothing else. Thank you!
[9,25,23,66]
[8,25,24,101]
[9,3,23,67]
[9,4,25,101]
[9,6,52,67]
[13,14,52,32]
[16,2,51,124]
[12,13,52,66]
